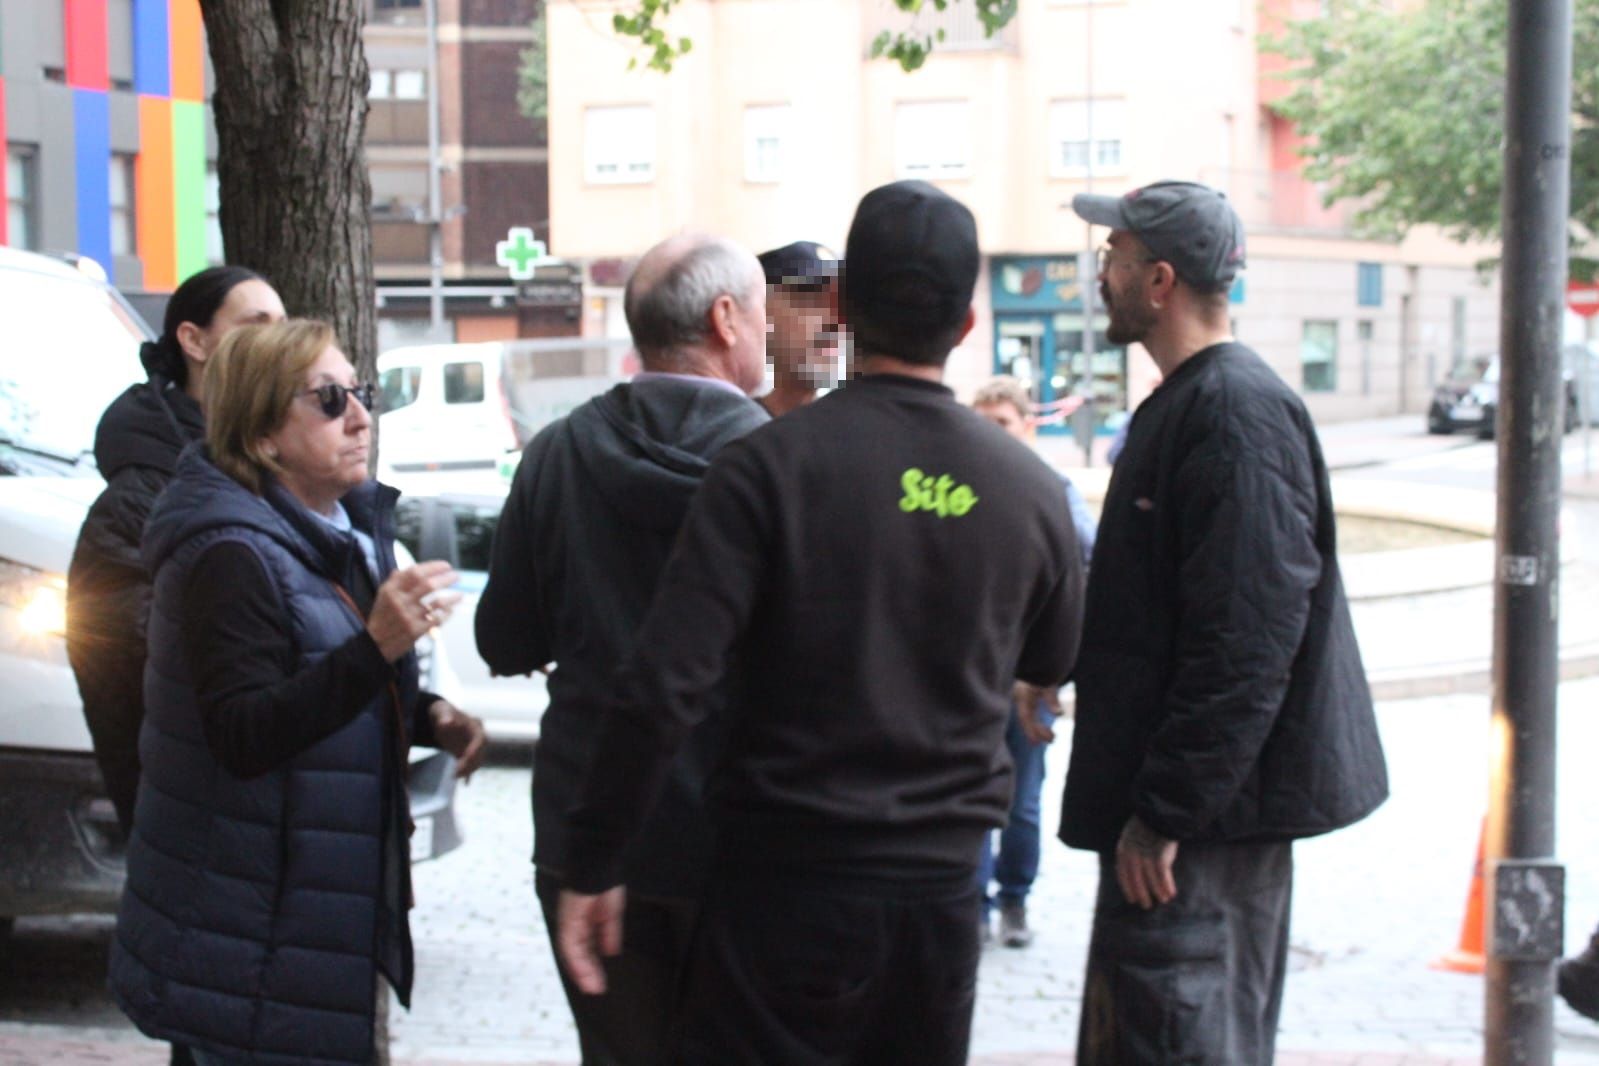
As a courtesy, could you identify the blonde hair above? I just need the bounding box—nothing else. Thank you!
[204,319,338,494]
[971,376,1033,421]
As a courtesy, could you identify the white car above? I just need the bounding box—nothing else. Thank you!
[0,248,459,936]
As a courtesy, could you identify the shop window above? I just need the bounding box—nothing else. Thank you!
[110,154,137,257]
[1049,99,1126,178]
[585,106,655,185]
[6,144,39,251]
[1357,262,1383,307]
[744,104,790,184]
[444,361,485,404]
[895,101,971,180]
[1302,320,1339,393]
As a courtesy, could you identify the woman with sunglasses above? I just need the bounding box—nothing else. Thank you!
[108,319,486,1066]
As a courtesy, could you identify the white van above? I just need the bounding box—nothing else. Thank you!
[0,249,461,937]
[376,337,635,476]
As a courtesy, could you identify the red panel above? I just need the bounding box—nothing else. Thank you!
[65,0,111,91]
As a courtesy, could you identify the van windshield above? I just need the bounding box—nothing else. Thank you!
[0,268,147,468]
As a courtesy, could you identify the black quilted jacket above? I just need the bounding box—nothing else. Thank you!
[1060,342,1388,852]
[65,378,202,831]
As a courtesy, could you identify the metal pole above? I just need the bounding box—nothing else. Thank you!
[1075,2,1096,466]
[424,0,445,336]
[1487,2,1572,1063]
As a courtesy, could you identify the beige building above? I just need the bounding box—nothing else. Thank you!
[547,0,1502,425]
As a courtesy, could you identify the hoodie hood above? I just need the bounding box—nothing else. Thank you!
[569,377,768,531]
[143,444,396,585]
[93,379,204,480]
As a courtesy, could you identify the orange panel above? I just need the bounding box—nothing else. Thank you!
[170,0,205,103]
[137,96,178,290]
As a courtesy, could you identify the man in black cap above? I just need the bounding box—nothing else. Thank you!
[756,240,842,418]
[554,180,1085,1065]
[1057,180,1388,1064]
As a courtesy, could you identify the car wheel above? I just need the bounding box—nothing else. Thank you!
[1427,414,1453,435]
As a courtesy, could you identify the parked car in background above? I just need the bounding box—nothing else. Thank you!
[1426,353,1586,439]
[377,337,635,474]
[0,248,459,940]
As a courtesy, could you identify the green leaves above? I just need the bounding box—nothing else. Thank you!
[610,0,691,72]
[610,0,1020,74]
[1264,0,1599,244]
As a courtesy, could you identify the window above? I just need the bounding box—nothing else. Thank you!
[1302,320,1338,393]
[1358,320,1374,396]
[584,106,656,185]
[205,165,224,266]
[379,365,422,413]
[369,69,392,99]
[1357,262,1383,307]
[110,154,137,257]
[393,70,426,100]
[1049,99,1126,177]
[375,0,423,9]
[894,101,971,180]
[444,362,485,404]
[6,145,39,251]
[744,104,790,184]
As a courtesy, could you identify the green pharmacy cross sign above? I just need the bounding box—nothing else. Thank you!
[496,227,553,281]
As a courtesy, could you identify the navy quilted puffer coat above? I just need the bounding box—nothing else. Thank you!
[109,446,421,1066]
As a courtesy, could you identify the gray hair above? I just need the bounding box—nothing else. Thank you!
[624,237,761,368]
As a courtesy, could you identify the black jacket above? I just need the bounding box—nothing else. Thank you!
[65,378,203,831]
[1060,343,1388,853]
[563,375,1085,893]
[475,376,770,897]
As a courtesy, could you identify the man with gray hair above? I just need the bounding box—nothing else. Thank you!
[476,233,769,1064]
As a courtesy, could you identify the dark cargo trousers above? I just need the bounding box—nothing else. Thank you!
[1077,840,1293,1066]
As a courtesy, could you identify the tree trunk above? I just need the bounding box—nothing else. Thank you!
[199,0,375,383]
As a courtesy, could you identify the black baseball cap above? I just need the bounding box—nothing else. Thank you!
[758,241,839,289]
[1072,181,1246,290]
[843,180,979,330]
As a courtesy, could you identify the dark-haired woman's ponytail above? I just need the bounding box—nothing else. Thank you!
[140,337,188,385]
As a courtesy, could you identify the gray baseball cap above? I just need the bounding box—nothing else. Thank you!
[1072,181,1246,291]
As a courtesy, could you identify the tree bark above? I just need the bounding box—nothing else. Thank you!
[199,0,375,383]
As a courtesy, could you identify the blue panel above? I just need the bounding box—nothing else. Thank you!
[73,89,114,279]
[133,0,171,97]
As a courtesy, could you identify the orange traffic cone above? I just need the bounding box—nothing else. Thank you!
[1432,818,1486,974]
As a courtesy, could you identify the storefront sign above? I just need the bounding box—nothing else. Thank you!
[991,256,1087,313]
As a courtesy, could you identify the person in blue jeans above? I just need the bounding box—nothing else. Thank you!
[972,376,1097,947]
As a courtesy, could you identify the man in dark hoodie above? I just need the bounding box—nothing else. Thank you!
[66,267,285,837]
[475,233,770,1065]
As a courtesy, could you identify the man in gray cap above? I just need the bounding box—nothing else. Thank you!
[1055,181,1388,1064]
[756,240,842,418]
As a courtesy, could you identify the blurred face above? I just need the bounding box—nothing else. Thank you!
[1098,231,1159,347]
[182,280,288,364]
[263,344,372,514]
[767,281,841,389]
[974,400,1032,442]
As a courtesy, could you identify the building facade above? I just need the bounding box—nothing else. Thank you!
[0,0,216,295]
[1,0,556,348]
[546,0,1503,423]
[365,0,563,349]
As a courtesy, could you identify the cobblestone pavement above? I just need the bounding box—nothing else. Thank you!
[6,682,1599,1064]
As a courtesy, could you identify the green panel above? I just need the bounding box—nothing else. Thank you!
[173,100,208,280]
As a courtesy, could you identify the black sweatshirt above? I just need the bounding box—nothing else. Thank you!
[564,374,1085,893]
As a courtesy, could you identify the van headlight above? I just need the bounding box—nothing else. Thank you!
[0,560,68,638]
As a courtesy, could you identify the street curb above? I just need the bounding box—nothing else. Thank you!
[1368,644,1599,702]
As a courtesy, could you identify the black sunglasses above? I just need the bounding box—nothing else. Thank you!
[299,382,376,419]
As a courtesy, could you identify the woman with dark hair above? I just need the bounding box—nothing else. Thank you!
[66,266,287,835]
[109,319,484,1066]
